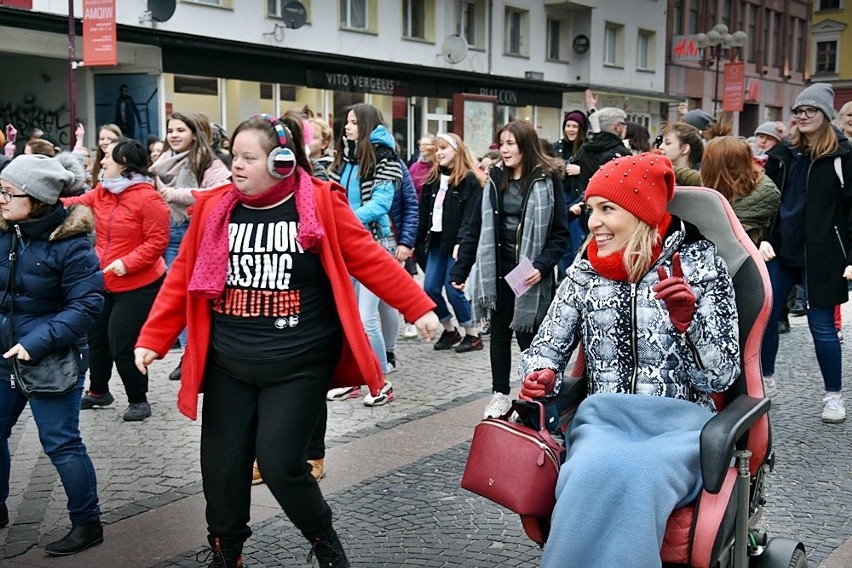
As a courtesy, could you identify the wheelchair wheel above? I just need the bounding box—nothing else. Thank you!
[786,549,807,568]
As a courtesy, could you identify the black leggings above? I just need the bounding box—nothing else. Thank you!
[201,342,340,542]
[88,276,163,403]
[489,277,537,395]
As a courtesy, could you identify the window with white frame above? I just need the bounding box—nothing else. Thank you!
[459,0,485,50]
[504,7,529,56]
[637,29,655,71]
[267,0,311,20]
[604,23,623,67]
[546,18,569,62]
[403,0,427,40]
[818,0,841,10]
[816,40,838,74]
[341,0,368,31]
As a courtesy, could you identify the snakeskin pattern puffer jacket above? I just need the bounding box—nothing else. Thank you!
[521,217,740,412]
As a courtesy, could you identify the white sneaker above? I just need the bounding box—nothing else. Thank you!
[402,324,418,339]
[327,386,361,401]
[821,394,846,423]
[762,375,778,399]
[483,392,512,419]
[363,381,394,407]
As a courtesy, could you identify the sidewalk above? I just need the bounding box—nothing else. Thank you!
[0,310,850,566]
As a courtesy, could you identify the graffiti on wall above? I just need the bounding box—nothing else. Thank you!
[0,102,71,148]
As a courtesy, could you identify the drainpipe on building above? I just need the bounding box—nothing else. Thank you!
[487,0,493,75]
[68,0,77,147]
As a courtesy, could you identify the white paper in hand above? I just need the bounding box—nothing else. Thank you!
[504,257,535,297]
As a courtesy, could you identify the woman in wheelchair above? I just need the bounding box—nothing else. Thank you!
[519,153,740,567]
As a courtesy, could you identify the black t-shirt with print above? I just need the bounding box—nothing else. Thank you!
[211,198,341,361]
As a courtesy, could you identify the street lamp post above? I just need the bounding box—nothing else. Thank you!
[696,24,748,116]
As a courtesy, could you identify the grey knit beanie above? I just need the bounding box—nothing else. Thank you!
[682,109,716,131]
[794,83,835,119]
[0,152,86,205]
[753,121,781,141]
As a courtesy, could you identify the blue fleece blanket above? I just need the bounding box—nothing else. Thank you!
[541,393,713,568]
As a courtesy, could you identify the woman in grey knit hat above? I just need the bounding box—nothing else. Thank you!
[760,83,850,423]
[0,152,106,554]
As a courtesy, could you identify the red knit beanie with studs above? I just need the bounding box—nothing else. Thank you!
[585,153,675,227]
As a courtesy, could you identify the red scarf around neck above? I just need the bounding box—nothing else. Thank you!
[587,213,671,282]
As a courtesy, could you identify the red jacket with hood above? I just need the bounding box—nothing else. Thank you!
[136,178,435,420]
[63,182,170,293]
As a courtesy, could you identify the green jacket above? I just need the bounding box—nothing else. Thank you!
[674,167,779,244]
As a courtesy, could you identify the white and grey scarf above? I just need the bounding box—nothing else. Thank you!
[149,150,199,224]
[473,172,555,332]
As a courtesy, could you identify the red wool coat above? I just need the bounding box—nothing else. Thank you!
[136,179,436,420]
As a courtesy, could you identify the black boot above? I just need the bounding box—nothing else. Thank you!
[43,519,103,556]
[0,502,8,528]
[169,356,183,381]
[305,526,350,567]
[196,535,243,568]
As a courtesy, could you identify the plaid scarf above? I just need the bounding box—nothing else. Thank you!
[329,139,402,240]
[474,168,555,332]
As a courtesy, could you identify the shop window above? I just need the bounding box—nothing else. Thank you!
[174,75,219,96]
[180,0,233,9]
[604,22,623,67]
[459,1,484,50]
[504,7,529,57]
[267,0,311,21]
[815,40,838,74]
[637,29,655,71]
[259,84,298,101]
[403,0,433,41]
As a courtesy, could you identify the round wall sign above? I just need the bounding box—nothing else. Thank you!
[573,35,590,55]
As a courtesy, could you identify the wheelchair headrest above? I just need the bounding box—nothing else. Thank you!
[668,187,751,278]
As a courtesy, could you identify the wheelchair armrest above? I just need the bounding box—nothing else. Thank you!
[699,395,771,494]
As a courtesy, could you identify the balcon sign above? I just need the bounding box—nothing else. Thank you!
[83,0,117,67]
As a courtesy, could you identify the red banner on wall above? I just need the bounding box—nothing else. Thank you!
[83,0,117,67]
[722,62,745,112]
[0,1,33,8]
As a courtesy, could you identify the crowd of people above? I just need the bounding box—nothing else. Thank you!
[0,81,849,567]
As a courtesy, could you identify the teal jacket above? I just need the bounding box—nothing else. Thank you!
[337,125,399,239]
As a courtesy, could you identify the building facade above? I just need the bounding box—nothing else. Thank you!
[666,0,812,136]
[0,0,678,156]
[810,0,852,107]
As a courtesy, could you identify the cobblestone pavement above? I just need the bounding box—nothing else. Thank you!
[1,304,850,566]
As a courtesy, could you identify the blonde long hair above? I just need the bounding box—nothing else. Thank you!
[424,133,485,187]
[582,221,662,282]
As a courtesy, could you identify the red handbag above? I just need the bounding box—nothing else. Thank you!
[460,401,564,517]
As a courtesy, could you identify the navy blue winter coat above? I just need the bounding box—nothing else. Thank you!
[0,204,104,373]
[389,159,419,249]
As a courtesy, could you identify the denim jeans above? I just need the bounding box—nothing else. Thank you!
[0,373,100,525]
[353,279,389,374]
[760,261,842,391]
[423,243,473,327]
[558,217,588,277]
[165,222,188,348]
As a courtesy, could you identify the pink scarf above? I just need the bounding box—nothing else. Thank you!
[188,167,323,299]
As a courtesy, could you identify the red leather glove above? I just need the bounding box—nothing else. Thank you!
[519,369,557,401]
[653,253,696,334]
